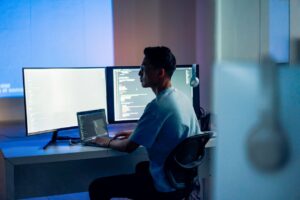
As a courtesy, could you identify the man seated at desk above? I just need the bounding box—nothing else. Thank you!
[89,46,200,200]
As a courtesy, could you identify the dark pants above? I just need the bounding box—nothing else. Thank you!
[89,161,185,200]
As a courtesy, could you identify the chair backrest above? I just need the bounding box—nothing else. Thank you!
[164,132,213,190]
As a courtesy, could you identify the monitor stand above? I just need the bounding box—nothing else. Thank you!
[43,131,80,150]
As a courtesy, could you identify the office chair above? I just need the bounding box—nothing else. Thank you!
[164,132,212,199]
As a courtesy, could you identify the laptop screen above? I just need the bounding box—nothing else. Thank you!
[77,109,108,140]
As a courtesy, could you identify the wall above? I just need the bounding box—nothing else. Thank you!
[215,0,261,62]
[113,0,214,110]
[215,0,290,63]
[0,0,215,122]
[213,2,295,198]
[196,0,215,111]
[0,98,24,121]
[290,0,300,64]
[113,0,197,65]
[0,0,114,122]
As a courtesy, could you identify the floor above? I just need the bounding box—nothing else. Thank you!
[21,192,129,200]
[21,192,90,200]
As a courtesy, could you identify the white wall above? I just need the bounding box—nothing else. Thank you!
[213,63,300,200]
[290,0,300,64]
[215,0,290,63]
[215,0,261,62]
[213,0,297,199]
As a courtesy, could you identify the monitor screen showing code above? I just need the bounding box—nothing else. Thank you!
[113,67,193,121]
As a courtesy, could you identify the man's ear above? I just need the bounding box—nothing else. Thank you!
[158,68,166,78]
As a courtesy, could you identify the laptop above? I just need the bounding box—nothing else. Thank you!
[77,109,109,146]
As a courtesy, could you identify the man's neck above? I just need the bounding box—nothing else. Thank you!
[151,80,172,95]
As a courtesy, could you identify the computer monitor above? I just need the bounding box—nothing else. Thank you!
[23,67,107,136]
[106,65,200,123]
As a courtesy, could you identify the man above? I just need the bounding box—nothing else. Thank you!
[89,46,200,200]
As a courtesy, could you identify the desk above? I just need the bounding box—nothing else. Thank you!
[0,122,215,200]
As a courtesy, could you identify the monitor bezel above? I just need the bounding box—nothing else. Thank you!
[106,64,200,124]
[23,67,108,136]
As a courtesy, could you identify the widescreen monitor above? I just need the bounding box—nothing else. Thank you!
[23,67,107,135]
[106,65,200,123]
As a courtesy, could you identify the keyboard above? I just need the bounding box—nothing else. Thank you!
[82,141,103,147]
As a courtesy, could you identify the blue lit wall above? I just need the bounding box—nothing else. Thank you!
[0,0,113,98]
[269,0,289,63]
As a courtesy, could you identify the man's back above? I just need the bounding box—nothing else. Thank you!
[130,87,200,192]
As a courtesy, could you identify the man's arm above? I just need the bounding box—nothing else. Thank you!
[108,138,139,153]
[93,131,140,153]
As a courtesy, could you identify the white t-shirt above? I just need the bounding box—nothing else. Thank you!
[129,87,200,192]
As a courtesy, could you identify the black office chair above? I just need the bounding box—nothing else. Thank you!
[164,132,213,200]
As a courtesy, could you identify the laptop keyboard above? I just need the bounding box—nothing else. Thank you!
[82,141,103,147]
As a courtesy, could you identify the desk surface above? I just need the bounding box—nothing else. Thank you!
[0,121,215,165]
[0,121,215,200]
[0,122,139,164]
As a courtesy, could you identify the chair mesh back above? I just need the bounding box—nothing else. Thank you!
[175,138,204,165]
[165,133,212,189]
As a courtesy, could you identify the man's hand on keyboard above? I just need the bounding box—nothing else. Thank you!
[92,136,112,148]
[113,131,132,140]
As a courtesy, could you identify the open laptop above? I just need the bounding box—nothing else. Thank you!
[77,109,109,146]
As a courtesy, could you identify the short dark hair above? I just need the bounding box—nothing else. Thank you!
[143,46,176,78]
